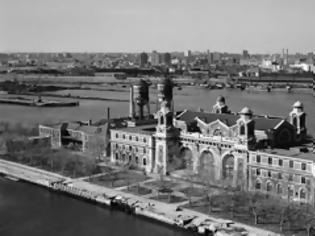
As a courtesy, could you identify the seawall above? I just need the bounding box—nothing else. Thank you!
[0,159,282,236]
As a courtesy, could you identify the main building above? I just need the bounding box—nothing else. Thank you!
[110,78,314,204]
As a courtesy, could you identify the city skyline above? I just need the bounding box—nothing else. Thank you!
[1,0,315,53]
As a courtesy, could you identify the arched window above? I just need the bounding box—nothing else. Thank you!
[255,181,261,190]
[160,115,164,125]
[300,189,306,199]
[115,133,119,138]
[266,182,273,192]
[143,158,147,166]
[277,184,283,194]
[143,137,147,143]
[288,186,294,198]
[115,153,119,160]
[135,156,139,164]
[129,155,132,162]
[300,115,305,127]
[222,155,234,181]
[292,115,297,127]
[240,124,245,135]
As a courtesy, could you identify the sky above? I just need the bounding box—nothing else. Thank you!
[1,0,315,53]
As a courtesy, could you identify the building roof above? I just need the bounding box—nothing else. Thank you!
[115,124,156,135]
[177,110,284,131]
[177,110,239,126]
[257,147,314,161]
[254,117,283,130]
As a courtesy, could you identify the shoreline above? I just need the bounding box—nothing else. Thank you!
[0,158,281,236]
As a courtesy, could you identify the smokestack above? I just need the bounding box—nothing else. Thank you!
[107,107,110,121]
[129,85,134,119]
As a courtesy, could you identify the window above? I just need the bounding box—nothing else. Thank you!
[143,148,146,154]
[129,146,132,151]
[122,154,125,161]
[256,155,261,163]
[268,157,272,165]
[122,134,126,139]
[268,171,271,178]
[115,153,119,160]
[300,189,306,199]
[288,174,293,181]
[278,173,282,179]
[278,159,283,166]
[288,187,294,197]
[301,163,306,171]
[277,184,283,194]
[256,169,260,176]
[135,147,138,152]
[143,138,147,143]
[135,136,139,142]
[129,155,132,162]
[122,145,125,150]
[143,158,147,166]
[115,133,119,138]
[266,182,273,192]
[129,135,132,141]
[135,156,139,164]
[301,177,306,184]
[240,125,245,135]
[289,160,294,168]
[255,181,261,190]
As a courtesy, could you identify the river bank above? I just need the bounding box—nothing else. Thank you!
[0,158,281,236]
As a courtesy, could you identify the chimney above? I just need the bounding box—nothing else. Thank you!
[129,85,135,119]
[88,119,92,126]
[107,107,110,121]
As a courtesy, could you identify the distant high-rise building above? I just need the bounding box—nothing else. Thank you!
[282,48,289,66]
[162,52,171,66]
[150,50,160,66]
[207,50,213,65]
[307,52,314,65]
[242,50,250,59]
[184,50,192,65]
[140,52,148,67]
[212,52,221,63]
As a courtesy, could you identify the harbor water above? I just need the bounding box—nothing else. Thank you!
[0,87,314,236]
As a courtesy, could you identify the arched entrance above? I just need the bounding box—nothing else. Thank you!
[198,150,216,182]
[222,154,235,185]
[178,147,194,170]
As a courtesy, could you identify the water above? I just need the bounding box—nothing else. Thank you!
[0,178,190,236]
[0,87,314,135]
[0,87,314,236]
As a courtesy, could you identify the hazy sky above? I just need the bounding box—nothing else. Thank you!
[1,0,314,53]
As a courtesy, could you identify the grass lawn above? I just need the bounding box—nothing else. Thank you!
[144,180,180,190]
[123,184,152,196]
[184,197,309,236]
[150,194,187,204]
[178,186,207,197]
[88,170,150,188]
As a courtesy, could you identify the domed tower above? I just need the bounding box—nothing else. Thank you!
[289,101,307,141]
[154,100,179,175]
[133,79,150,120]
[157,77,174,112]
[236,107,256,148]
[212,96,230,114]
